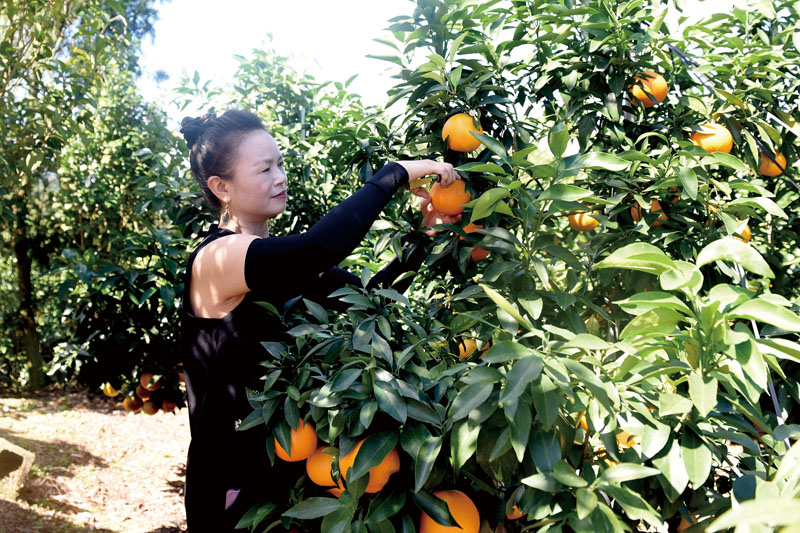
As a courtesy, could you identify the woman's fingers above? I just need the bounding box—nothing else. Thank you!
[435,162,459,187]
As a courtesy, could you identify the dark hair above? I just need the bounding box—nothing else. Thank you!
[180,109,266,210]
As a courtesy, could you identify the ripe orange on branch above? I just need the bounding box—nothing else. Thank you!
[430,180,471,216]
[306,447,342,490]
[123,395,142,413]
[631,199,667,227]
[420,490,480,533]
[442,112,483,152]
[458,338,478,359]
[102,382,119,397]
[691,123,733,154]
[505,504,526,520]
[274,419,318,462]
[140,372,161,391]
[568,211,599,232]
[759,151,786,176]
[629,71,668,107]
[339,440,400,493]
[460,223,490,261]
[736,224,752,242]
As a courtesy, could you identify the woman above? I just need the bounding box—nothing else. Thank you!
[179,109,461,530]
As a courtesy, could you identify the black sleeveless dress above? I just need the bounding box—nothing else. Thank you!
[181,163,418,530]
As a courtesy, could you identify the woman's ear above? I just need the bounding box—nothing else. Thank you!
[207,176,230,205]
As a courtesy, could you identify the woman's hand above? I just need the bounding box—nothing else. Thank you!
[397,160,460,188]
[413,188,462,236]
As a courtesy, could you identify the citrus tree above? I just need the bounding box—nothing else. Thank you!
[232,0,800,532]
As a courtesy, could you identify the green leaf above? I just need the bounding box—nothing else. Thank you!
[537,184,593,202]
[413,491,459,528]
[449,382,494,421]
[552,459,588,487]
[688,371,717,417]
[615,291,692,317]
[729,298,800,332]
[708,500,800,531]
[562,334,612,351]
[658,393,693,417]
[548,122,569,158]
[521,472,559,492]
[652,437,689,502]
[569,151,630,171]
[576,488,598,520]
[349,432,399,481]
[599,463,660,484]
[283,497,344,519]
[595,243,676,275]
[471,131,507,158]
[696,238,774,278]
[531,374,560,429]
[529,428,561,473]
[374,380,408,423]
[479,284,534,331]
[619,308,684,340]
[451,420,481,474]
[599,484,663,528]
[235,502,277,529]
[414,435,443,492]
[499,355,543,404]
[471,187,511,221]
[681,430,712,488]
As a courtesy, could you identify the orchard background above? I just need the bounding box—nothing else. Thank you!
[2,0,800,531]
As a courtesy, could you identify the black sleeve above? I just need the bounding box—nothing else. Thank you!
[244,163,409,295]
[303,242,427,311]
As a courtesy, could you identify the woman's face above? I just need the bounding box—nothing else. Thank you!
[226,130,287,222]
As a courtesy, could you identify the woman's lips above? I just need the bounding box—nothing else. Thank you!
[272,191,286,199]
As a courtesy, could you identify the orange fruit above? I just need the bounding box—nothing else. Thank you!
[135,384,151,400]
[577,412,589,432]
[629,71,668,108]
[275,419,318,462]
[505,504,526,520]
[161,400,177,414]
[736,224,751,242]
[669,186,681,204]
[123,396,142,413]
[430,180,471,216]
[142,400,159,416]
[306,447,341,489]
[616,430,641,448]
[568,212,599,232]
[340,441,400,493]
[442,113,483,152]
[461,223,490,261]
[458,338,478,359]
[691,123,733,154]
[677,514,697,532]
[102,382,119,397]
[631,199,667,227]
[327,487,344,498]
[140,372,161,391]
[420,490,480,533]
[758,151,786,176]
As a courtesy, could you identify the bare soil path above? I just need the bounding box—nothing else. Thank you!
[0,390,189,532]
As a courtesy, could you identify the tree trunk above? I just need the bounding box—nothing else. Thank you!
[13,205,45,390]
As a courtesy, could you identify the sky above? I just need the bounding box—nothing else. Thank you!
[137,0,415,123]
[136,0,743,126]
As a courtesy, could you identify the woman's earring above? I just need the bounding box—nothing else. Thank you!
[221,204,229,225]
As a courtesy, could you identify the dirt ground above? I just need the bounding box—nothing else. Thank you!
[0,390,189,532]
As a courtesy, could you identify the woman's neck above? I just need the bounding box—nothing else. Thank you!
[220,217,269,238]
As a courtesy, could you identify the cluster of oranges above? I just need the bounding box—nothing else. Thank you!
[274,419,401,497]
[110,371,181,415]
[274,419,495,531]
[567,70,785,239]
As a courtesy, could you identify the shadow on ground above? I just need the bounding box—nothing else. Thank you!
[0,498,116,533]
[0,429,108,515]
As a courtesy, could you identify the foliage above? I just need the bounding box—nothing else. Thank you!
[232,0,800,531]
[0,0,168,391]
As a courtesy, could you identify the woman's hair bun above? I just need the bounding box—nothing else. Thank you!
[180,113,217,149]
